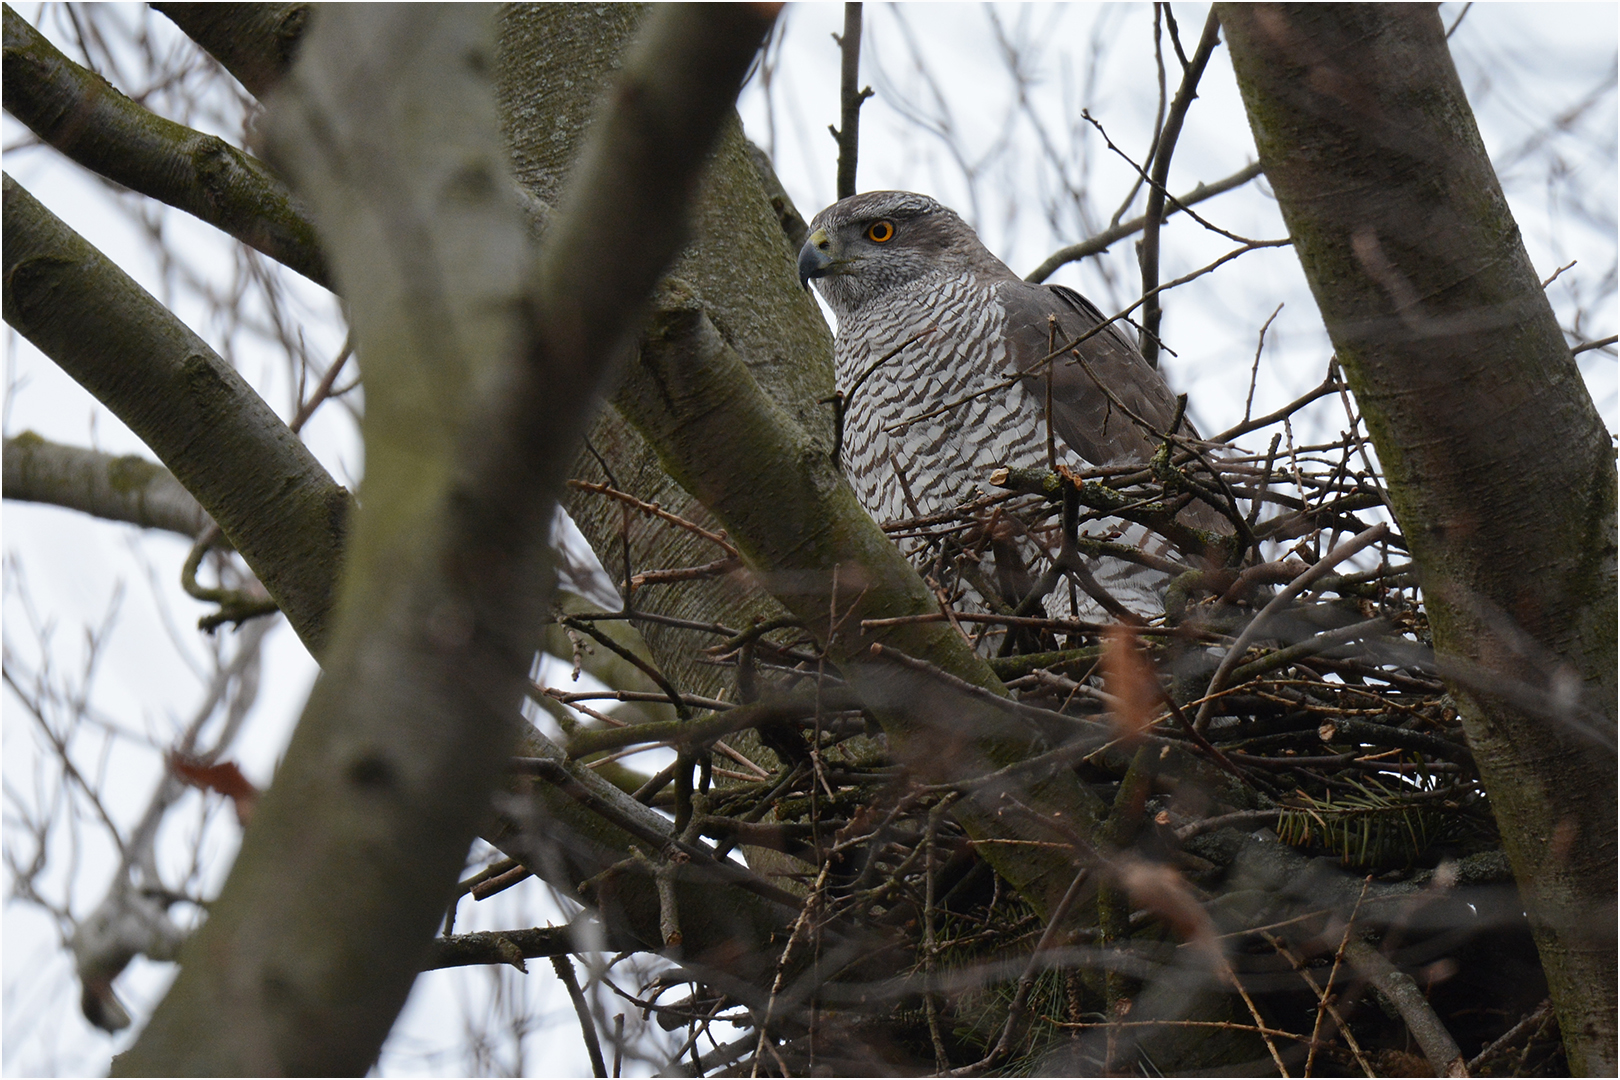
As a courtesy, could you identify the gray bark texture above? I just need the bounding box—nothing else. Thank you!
[1,175,350,658]
[3,433,213,539]
[1219,6,1617,1073]
[152,2,308,99]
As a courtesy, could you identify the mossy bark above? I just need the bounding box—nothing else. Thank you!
[114,6,780,1072]
[3,434,214,539]
[496,4,837,707]
[151,2,309,98]
[3,6,328,286]
[1219,6,1617,1072]
[623,287,1111,920]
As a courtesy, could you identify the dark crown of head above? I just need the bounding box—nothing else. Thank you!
[818,190,945,229]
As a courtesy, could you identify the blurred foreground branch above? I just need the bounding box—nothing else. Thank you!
[113,5,779,1073]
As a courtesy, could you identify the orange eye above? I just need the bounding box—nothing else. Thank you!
[865,220,895,243]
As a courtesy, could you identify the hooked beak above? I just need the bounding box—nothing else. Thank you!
[797,227,835,291]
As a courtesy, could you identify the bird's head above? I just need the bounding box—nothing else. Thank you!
[798,191,1002,316]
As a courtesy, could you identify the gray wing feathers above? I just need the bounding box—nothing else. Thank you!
[998,281,1186,468]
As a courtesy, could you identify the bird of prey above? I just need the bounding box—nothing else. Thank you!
[797,190,1212,616]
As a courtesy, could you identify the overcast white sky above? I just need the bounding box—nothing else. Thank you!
[3,4,1614,1076]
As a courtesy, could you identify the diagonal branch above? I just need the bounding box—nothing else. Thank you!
[1194,522,1389,731]
[2,4,329,286]
[1024,161,1263,284]
[619,284,1113,919]
[1,175,350,657]
[152,2,308,100]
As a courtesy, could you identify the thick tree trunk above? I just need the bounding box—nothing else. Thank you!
[1219,6,1618,1072]
[496,4,838,706]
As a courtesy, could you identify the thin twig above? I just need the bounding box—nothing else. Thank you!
[567,480,739,557]
[948,862,1091,1076]
[1214,374,1346,443]
[1309,879,1371,1077]
[831,3,872,200]
[289,335,353,433]
[1139,8,1222,367]
[551,954,609,1078]
[1026,161,1264,282]
[1083,109,1273,248]
[1444,2,1473,38]
[559,616,693,721]
[1259,929,1376,1078]
[1466,999,1553,1074]
[1244,303,1285,424]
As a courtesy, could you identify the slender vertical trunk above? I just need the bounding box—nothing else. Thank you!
[1219,6,1618,1071]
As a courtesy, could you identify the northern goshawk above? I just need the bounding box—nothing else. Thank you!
[797,190,1214,616]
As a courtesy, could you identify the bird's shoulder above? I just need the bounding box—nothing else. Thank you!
[993,279,1137,359]
[992,279,1185,466]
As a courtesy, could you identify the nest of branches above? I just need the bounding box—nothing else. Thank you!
[521,366,1560,1078]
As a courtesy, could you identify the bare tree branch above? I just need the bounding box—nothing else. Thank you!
[1342,937,1468,1077]
[3,433,213,539]
[2,4,329,286]
[1,176,350,657]
[422,926,572,971]
[151,2,308,100]
[550,954,609,1078]
[1137,8,1222,368]
[831,3,871,200]
[1024,161,1263,283]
